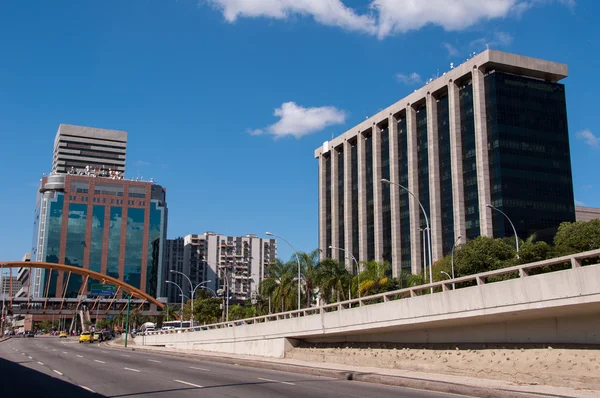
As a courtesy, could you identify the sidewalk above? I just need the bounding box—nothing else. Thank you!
[104,341,599,398]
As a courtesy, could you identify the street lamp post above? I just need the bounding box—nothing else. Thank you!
[266,232,302,311]
[124,294,131,348]
[166,280,184,322]
[382,179,433,292]
[486,204,520,258]
[451,235,462,290]
[440,271,452,280]
[329,245,361,300]
[170,270,196,325]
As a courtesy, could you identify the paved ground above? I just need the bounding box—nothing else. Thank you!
[0,337,466,398]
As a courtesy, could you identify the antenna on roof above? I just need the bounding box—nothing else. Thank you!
[486,44,489,50]
[450,62,454,69]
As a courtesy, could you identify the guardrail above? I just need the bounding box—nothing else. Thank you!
[143,248,600,337]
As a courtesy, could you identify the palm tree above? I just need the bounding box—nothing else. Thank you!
[358,260,391,296]
[260,259,296,312]
[317,258,351,304]
[161,304,177,322]
[298,249,321,308]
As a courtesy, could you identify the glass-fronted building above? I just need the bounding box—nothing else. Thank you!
[316,50,575,277]
[30,174,168,298]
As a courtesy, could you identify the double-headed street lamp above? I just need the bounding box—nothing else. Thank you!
[329,245,361,299]
[486,204,520,258]
[381,179,433,291]
[450,235,462,290]
[165,280,185,320]
[266,232,302,311]
[170,270,211,325]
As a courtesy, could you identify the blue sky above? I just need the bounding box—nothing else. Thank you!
[0,0,598,263]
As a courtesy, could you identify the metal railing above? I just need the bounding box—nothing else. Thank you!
[143,249,600,337]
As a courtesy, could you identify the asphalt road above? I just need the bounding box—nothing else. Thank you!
[0,336,468,398]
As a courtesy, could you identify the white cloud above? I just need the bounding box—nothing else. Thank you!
[576,129,599,149]
[470,31,513,49]
[443,42,460,57]
[134,160,151,167]
[575,199,587,207]
[395,72,422,85]
[206,0,573,38]
[250,101,347,139]
[205,0,377,35]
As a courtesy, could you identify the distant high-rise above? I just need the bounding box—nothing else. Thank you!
[315,50,575,276]
[52,124,127,175]
[164,233,277,303]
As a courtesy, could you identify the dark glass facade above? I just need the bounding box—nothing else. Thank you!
[380,126,392,267]
[397,117,411,271]
[34,176,167,298]
[124,208,145,288]
[485,72,575,239]
[107,207,122,280]
[365,131,375,261]
[324,154,332,258]
[147,201,165,298]
[351,141,359,263]
[460,80,481,240]
[89,205,104,290]
[337,148,345,263]
[437,94,455,253]
[416,104,430,271]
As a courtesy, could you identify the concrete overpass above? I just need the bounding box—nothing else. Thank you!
[138,249,600,358]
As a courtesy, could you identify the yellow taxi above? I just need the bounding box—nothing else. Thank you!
[79,332,93,344]
[59,331,68,338]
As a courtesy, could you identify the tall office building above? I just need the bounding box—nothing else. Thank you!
[31,124,167,299]
[315,50,575,277]
[164,233,277,303]
[52,124,127,175]
[164,237,185,303]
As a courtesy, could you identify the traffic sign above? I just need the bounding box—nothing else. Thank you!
[91,283,116,297]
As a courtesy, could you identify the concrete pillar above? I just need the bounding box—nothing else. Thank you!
[387,114,402,277]
[426,93,443,261]
[319,154,327,260]
[357,132,368,262]
[372,123,383,262]
[343,141,353,272]
[406,105,422,275]
[331,147,339,261]
[448,81,467,243]
[472,67,493,237]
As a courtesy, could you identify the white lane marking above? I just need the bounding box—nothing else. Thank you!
[52,349,57,351]
[37,362,44,365]
[189,366,210,371]
[62,352,68,354]
[174,380,203,388]
[121,354,130,358]
[28,356,32,359]
[80,386,95,393]
[101,351,108,353]
[76,355,83,358]
[53,370,63,376]
[94,360,106,364]
[148,359,161,363]
[124,367,140,372]
[258,377,295,386]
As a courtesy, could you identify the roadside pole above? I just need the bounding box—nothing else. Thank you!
[124,295,130,348]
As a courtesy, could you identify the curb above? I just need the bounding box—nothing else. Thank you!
[102,342,556,398]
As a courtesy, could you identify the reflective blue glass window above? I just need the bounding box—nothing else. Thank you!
[88,205,105,290]
[147,202,165,297]
[107,207,122,279]
[125,208,145,288]
[64,203,87,297]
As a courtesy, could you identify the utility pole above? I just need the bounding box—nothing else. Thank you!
[124,295,131,348]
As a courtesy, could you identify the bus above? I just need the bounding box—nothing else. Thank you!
[161,320,193,330]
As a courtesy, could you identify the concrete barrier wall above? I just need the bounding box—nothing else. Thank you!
[137,264,600,356]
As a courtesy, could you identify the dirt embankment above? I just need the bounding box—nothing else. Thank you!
[286,343,600,390]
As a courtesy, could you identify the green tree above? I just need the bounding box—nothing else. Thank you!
[298,249,321,308]
[357,260,391,296]
[518,235,552,264]
[453,236,516,276]
[554,220,600,255]
[260,259,296,312]
[316,258,351,303]
[161,304,178,322]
